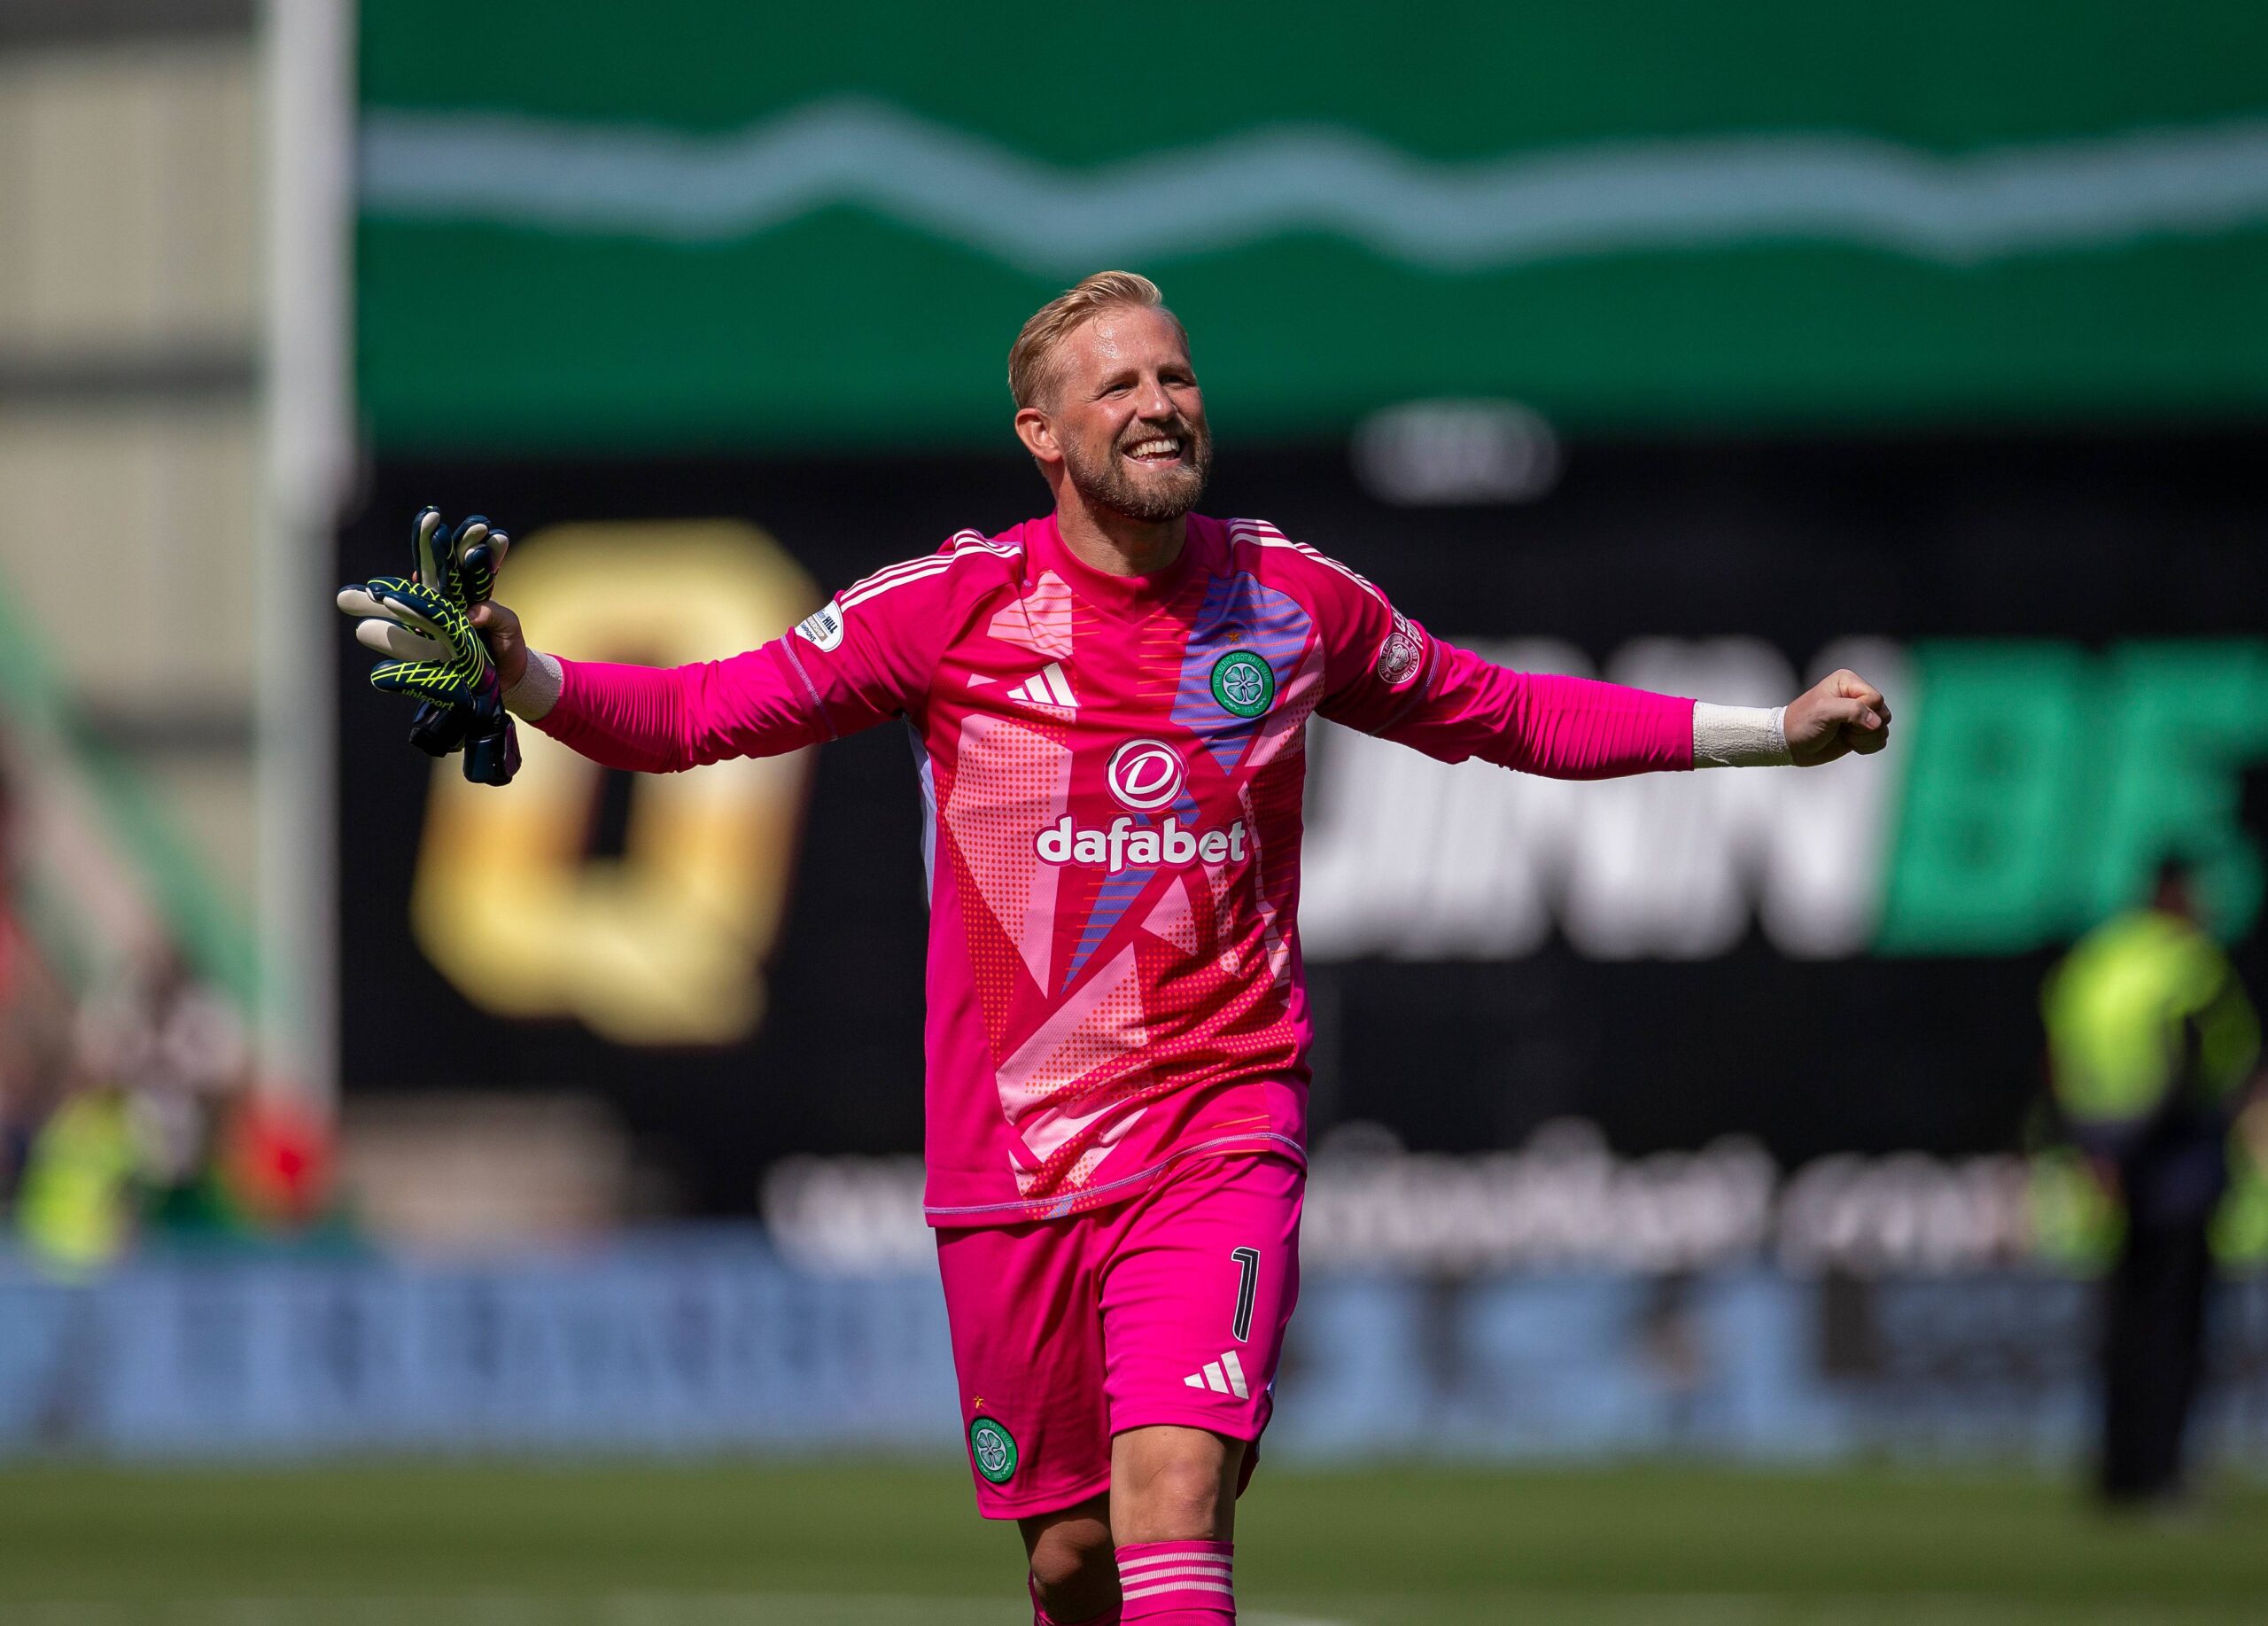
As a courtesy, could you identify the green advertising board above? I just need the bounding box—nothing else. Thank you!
[358,1,2268,449]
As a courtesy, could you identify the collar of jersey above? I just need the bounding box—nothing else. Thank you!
[1028,511,1217,622]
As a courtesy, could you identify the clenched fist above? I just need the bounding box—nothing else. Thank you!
[1785,669,1891,766]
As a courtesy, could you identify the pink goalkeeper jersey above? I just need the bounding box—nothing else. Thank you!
[532,514,1696,1225]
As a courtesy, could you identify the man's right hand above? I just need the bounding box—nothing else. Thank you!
[469,597,528,693]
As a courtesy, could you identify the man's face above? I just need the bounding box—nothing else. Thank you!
[1042,306,1211,525]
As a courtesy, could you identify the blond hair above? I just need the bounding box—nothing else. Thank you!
[1008,270,1188,409]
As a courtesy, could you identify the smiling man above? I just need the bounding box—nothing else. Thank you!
[350,271,1890,1624]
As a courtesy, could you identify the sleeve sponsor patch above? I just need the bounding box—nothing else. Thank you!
[794,600,846,652]
[1376,611,1425,689]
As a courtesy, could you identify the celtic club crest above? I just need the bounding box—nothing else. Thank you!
[969,1415,1019,1484]
[1210,650,1276,719]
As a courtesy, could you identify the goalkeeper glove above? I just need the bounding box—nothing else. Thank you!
[404,508,472,758]
[403,507,507,764]
[338,506,520,785]
[403,504,515,785]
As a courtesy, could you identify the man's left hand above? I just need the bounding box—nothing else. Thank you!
[1784,669,1891,766]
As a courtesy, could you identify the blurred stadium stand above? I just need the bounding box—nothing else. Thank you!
[0,0,332,1285]
[0,0,261,902]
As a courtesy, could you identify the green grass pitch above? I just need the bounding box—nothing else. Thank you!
[1,1459,2263,1622]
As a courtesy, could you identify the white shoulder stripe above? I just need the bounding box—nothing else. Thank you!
[1228,520,1387,607]
[838,534,1022,611]
[840,557,954,609]
[845,533,1003,596]
[847,555,949,598]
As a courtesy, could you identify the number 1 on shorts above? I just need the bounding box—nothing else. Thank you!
[1230,1246,1261,1343]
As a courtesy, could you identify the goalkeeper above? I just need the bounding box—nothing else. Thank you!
[332,273,1891,1626]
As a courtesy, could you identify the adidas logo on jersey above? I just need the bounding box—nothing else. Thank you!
[1004,661,1076,711]
[1184,1350,1250,1399]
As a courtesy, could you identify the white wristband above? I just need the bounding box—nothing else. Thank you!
[504,650,563,721]
[1693,702,1791,767]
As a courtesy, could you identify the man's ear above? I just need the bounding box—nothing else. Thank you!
[1014,406,1061,466]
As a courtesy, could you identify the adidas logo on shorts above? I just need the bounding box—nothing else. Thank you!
[1183,1350,1249,1399]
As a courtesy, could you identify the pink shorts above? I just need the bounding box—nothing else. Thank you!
[935,1150,1304,1519]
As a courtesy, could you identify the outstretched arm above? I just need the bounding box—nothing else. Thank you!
[498,635,834,774]
[1374,642,1891,777]
[469,540,967,773]
[1306,565,1890,778]
[346,517,989,777]
[1377,645,1695,778]
[462,597,834,773]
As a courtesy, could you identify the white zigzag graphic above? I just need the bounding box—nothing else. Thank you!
[360,97,2268,272]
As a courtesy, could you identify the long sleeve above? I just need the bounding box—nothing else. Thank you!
[528,532,1004,774]
[1301,549,1693,778]
[533,642,835,773]
[1379,642,1695,778]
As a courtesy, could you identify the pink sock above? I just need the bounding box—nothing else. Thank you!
[1114,1539,1235,1622]
[1030,1570,1122,1625]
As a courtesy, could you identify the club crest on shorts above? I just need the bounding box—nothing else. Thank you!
[1210,650,1275,719]
[969,1415,1019,1484]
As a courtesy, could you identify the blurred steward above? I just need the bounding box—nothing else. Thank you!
[14,1081,138,1276]
[2041,860,2264,1507]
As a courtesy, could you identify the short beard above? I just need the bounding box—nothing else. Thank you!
[1063,421,1213,525]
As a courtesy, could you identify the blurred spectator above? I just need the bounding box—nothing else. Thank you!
[0,742,73,1210]
[2042,860,2264,1507]
[73,943,252,1230]
[16,942,337,1269]
[221,1091,334,1232]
